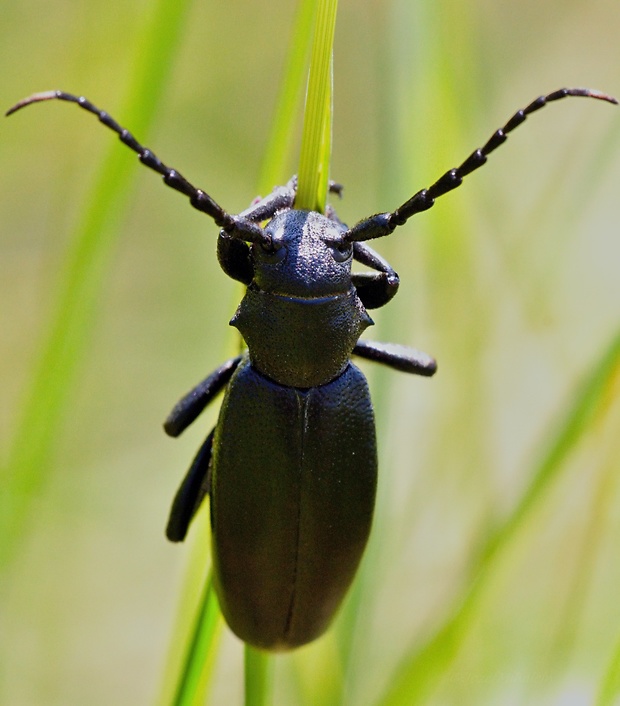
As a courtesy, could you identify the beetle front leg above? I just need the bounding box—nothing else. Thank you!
[351,242,400,309]
[217,235,253,284]
[166,429,214,542]
[164,355,242,437]
[238,176,298,222]
[354,339,436,376]
[238,177,344,224]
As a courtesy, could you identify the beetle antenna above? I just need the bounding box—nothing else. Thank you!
[345,87,618,242]
[6,90,271,247]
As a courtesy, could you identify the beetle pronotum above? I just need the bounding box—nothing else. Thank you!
[7,86,616,650]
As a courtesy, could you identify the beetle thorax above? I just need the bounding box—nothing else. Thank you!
[231,287,372,388]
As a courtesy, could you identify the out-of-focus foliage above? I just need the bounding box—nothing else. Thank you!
[1,1,619,704]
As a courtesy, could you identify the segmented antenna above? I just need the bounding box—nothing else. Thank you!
[345,87,617,242]
[6,90,271,246]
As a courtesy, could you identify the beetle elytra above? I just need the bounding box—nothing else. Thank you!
[7,86,616,650]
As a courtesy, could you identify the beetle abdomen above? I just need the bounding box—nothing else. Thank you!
[210,356,377,650]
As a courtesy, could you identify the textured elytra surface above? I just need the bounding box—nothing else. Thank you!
[210,357,377,650]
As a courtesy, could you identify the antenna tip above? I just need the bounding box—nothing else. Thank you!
[6,90,61,117]
[578,88,618,105]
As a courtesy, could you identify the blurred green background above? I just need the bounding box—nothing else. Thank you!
[2,0,620,704]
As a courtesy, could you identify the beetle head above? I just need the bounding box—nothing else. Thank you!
[251,210,353,297]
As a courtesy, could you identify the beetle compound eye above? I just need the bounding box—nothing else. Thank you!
[331,243,353,263]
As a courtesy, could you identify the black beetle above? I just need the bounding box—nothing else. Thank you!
[7,87,616,650]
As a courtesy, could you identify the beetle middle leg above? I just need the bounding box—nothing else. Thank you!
[164,356,245,540]
[353,339,436,376]
[166,429,215,542]
[164,355,242,437]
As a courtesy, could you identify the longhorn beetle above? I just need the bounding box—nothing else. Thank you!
[7,87,617,651]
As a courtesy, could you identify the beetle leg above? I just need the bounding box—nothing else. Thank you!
[351,242,400,309]
[164,355,243,437]
[344,88,617,242]
[238,176,297,222]
[166,429,215,542]
[328,180,344,198]
[217,236,253,284]
[238,177,344,224]
[353,339,436,376]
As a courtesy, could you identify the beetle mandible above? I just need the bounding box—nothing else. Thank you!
[7,87,616,650]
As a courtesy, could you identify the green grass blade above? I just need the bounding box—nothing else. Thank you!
[315,61,333,213]
[168,573,223,706]
[245,2,338,701]
[166,4,329,703]
[0,0,193,571]
[156,507,222,706]
[245,645,274,706]
[258,0,317,194]
[377,327,620,706]
[596,635,620,706]
[295,0,338,212]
